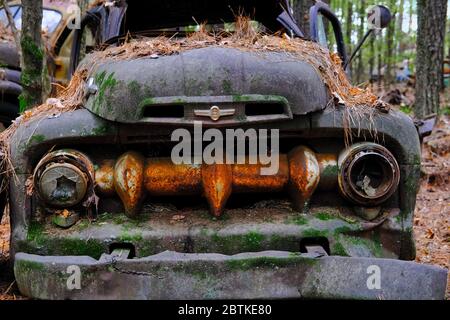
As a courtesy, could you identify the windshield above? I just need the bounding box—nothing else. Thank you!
[154,20,267,34]
[0,5,62,33]
[121,0,286,36]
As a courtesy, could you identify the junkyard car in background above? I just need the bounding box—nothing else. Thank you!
[0,0,96,126]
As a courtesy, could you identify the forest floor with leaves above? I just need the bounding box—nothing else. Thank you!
[0,113,449,300]
[413,115,450,298]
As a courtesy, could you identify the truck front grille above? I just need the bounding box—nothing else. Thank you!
[94,147,338,217]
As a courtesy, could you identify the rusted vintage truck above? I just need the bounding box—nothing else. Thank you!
[0,0,96,126]
[2,0,447,299]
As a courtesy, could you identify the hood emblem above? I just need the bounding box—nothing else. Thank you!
[194,106,236,121]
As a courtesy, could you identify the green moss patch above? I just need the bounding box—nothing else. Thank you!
[92,71,118,112]
[315,212,335,221]
[25,222,106,259]
[119,230,144,242]
[209,230,265,253]
[15,259,46,273]
[332,242,348,256]
[287,215,308,225]
[302,228,329,238]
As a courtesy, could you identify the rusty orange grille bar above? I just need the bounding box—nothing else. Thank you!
[95,147,338,217]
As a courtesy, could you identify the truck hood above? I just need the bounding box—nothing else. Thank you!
[84,46,329,124]
[0,42,20,69]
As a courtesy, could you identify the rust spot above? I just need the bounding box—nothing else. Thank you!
[201,164,232,217]
[232,155,289,192]
[95,148,337,217]
[114,152,145,217]
[288,146,320,210]
[95,160,115,196]
[316,154,338,191]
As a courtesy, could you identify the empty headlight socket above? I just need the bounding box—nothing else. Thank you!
[338,142,400,219]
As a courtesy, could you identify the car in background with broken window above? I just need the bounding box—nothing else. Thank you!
[1,0,447,300]
[0,0,96,127]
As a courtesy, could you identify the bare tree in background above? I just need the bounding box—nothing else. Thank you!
[345,2,353,54]
[415,0,448,119]
[355,0,366,84]
[19,0,43,111]
[395,0,405,57]
[292,0,315,36]
[292,0,331,37]
[385,0,396,85]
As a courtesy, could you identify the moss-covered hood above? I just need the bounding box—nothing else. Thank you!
[84,46,329,123]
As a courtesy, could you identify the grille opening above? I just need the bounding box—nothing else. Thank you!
[226,192,289,209]
[143,104,184,118]
[245,103,285,116]
[300,237,330,255]
[144,195,206,212]
[139,193,291,214]
[109,243,136,259]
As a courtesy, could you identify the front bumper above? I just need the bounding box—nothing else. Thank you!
[15,250,447,300]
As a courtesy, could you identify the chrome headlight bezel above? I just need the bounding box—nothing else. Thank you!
[338,143,400,206]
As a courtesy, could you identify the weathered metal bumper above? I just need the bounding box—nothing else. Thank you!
[15,251,447,300]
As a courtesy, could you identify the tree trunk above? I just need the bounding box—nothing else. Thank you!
[377,41,383,87]
[345,1,353,53]
[342,1,353,75]
[355,0,366,84]
[448,21,450,59]
[369,33,375,83]
[396,0,405,58]
[408,0,414,34]
[384,0,396,85]
[447,20,450,60]
[415,0,448,119]
[19,0,44,111]
[292,0,316,37]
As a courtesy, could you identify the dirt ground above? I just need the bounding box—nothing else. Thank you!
[0,116,449,300]
[414,115,450,297]
[0,214,16,300]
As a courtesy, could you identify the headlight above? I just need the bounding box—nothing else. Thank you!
[33,150,94,208]
[338,143,400,206]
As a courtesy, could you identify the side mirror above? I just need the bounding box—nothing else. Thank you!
[344,4,393,70]
[367,5,393,30]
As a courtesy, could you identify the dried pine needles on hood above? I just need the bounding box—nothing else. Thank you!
[0,70,88,190]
